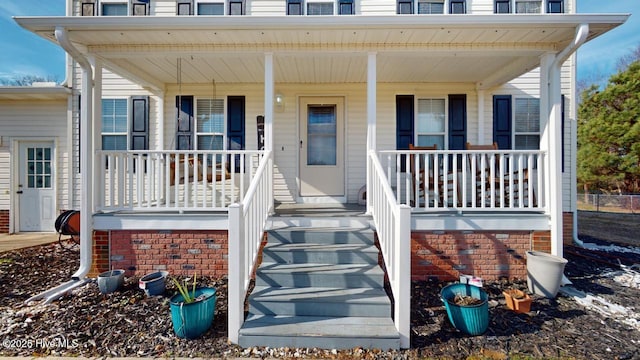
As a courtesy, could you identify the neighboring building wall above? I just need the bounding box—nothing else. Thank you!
[0,99,69,233]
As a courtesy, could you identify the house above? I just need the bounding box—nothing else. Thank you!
[14,0,627,350]
[0,83,71,233]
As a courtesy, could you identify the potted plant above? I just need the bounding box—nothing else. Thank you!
[169,274,217,339]
[503,288,532,314]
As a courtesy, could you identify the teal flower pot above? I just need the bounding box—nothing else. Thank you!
[440,283,489,336]
[170,287,217,339]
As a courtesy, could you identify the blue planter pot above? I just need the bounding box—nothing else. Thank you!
[440,283,489,336]
[170,287,217,339]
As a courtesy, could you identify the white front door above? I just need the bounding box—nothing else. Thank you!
[299,97,345,199]
[18,142,56,232]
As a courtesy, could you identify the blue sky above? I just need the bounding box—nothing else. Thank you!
[0,0,638,85]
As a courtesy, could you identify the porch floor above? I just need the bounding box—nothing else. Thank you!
[273,202,367,217]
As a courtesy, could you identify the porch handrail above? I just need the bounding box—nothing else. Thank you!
[368,150,411,349]
[96,150,264,212]
[378,149,546,212]
[228,150,273,345]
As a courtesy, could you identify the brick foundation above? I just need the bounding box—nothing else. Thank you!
[101,230,229,278]
[0,210,9,233]
[411,231,537,281]
[88,231,110,278]
[563,212,574,245]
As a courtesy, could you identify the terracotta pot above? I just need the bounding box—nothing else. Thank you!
[503,289,532,314]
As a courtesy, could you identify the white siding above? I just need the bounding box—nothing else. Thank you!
[0,100,69,211]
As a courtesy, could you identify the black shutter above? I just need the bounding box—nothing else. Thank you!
[228,96,245,172]
[547,0,563,13]
[81,1,96,16]
[450,0,465,14]
[177,0,193,15]
[493,95,512,149]
[396,95,414,172]
[287,0,302,15]
[448,94,467,150]
[176,96,194,150]
[131,96,149,150]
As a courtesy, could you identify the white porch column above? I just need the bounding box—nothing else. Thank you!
[366,52,377,213]
[91,58,103,210]
[476,87,485,144]
[264,52,274,152]
[540,52,562,257]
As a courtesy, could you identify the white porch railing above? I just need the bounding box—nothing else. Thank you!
[378,150,546,212]
[96,150,265,212]
[368,150,411,349]
[228,150,273,344]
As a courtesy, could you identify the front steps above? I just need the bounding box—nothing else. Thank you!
[238,222,400,350]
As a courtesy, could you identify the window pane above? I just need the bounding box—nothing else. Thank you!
[417,99,445,132]
[515,135,540,150]
[198,3,224,15]
[417,135,444,149]
[102,3,128,15]
[102,135,127,150]
[197,135,224,150]
[515,98,540,132]
[177,2,192,15]
[196,99,224,133]
[102,99,128,132]
[307,2,333,15]
[418,2,444,14]
[515,0,541,13]
[307,106,337,166]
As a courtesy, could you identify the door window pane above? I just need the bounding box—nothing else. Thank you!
[26,147,53,189]
[307,105,337,166]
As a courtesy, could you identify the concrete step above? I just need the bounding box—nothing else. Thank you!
[262,243,379,264]
[255,263,385,288]
[249,286,391,317]
[267,228,375,245]
[238,314,400,350]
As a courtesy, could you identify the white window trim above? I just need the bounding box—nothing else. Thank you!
[514,0,543,14]
[512,97,541,150]
[195,97,227,151]
[415,97,448,149]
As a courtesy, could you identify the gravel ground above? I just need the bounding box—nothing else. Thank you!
[1,218,639,359]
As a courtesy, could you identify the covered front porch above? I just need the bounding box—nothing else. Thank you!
[17,13,627,349]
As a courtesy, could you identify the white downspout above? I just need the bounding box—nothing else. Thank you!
[55,26,94,281]
[27,27,94,304]
[546,24,589,257]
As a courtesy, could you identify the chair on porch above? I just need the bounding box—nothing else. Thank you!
[409,144,460,207]
[169,155,230,187]
[465,142,536,207]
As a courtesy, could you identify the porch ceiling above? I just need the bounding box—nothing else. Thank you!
[16,14,627,88]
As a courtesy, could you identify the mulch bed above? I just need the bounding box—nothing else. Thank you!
[1,238,639,359]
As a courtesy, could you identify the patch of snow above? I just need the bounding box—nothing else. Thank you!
[602,265,640,290]
[581,242,640,255]
[560,286,640,332]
